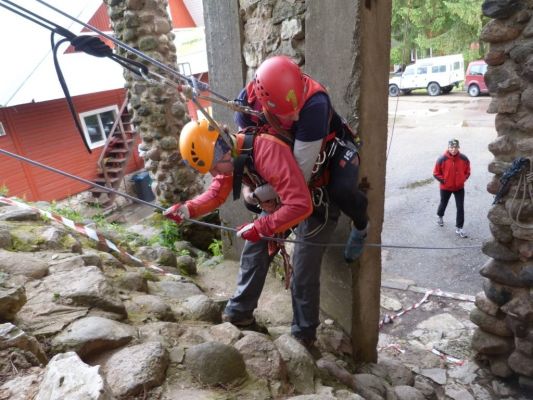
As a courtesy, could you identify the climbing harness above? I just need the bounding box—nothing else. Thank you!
[493,157,530,204]
[506,157,533,229]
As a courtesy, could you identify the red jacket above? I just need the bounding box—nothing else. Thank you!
[433,151,470,191]
[185,133,313,237]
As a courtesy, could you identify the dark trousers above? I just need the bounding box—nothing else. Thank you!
[223,209,337,341]
[437,188,465,228]
[225,139,369,341]
[326,139,368,230]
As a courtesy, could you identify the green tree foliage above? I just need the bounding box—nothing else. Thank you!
[391,0,486,67]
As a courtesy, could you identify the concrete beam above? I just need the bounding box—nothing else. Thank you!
[203,0,247,260]
[352,0,391,363]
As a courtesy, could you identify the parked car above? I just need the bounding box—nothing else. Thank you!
[465,60,488,97]
[389,54,465,97]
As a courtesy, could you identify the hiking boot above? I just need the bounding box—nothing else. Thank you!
[456,228,468,238]
[437,216,444,227]
[344,223,368,263]
[221,313,255,327]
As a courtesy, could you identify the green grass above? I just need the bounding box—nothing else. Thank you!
[0,184,9,196]
[208,239,223,257]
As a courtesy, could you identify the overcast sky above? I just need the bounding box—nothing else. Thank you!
[0,0,101,105]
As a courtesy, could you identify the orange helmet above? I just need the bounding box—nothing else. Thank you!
[179,119,220,174]
[253,56,305,117]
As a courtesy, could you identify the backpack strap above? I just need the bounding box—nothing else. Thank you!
[232,129,256,201]
[263,110,294,146]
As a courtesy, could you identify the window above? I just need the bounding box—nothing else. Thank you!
[79,106,118,149]
[432,65,446,73]
[417,67,427,75]
[403,66,415,76]
[178,62,192,76]
[0,122,5,137]
[453,61,461,70]
[470,64,487,76]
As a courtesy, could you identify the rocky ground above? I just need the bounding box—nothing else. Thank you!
[0,199,531,399]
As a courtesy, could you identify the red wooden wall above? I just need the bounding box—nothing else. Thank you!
[0,89,143,202]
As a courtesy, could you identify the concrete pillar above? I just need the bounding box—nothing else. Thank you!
[305,0,360,342]
[307,0,390,362]
[203,0,246,259]
[352,0,391,363]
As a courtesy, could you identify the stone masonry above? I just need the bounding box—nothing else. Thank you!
[104,0,200,204]
[239,0,306,81]
[472,0,533,391]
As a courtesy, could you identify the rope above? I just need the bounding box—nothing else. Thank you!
[508,157,533,229]
[0,0,150,153]
[0,0,254,151]
[492,157,529,205]
[32,0,231,105]
[386,0,412,160]
[0,147,482,251]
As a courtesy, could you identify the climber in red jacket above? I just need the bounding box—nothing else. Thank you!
[433,139,471,238]
[164,119,313,333]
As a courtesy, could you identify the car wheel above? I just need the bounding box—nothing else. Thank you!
[468,84,480,97]
[427,82,441,96]
[401,89,412,95]
[389,84,400,97]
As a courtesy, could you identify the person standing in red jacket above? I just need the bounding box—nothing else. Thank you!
[433,139,471,238]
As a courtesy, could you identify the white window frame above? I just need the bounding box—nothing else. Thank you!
[0,122,5,137]
[79,105,119,149]
[178,62,192,76]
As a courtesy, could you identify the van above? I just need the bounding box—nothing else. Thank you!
[389,54,465,97]
[465,60,488,97]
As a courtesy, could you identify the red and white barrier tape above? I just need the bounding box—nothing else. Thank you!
[0,196,179,279]
[378,289,467,365]
[377,343,405,354]
[431,348,465,366]
[379,289,433,329]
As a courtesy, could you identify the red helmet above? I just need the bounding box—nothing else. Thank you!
[253,56,305,117]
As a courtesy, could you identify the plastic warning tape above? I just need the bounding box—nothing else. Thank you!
[379,289,433,329]
[0,196,178,279]
[431,348,465,366]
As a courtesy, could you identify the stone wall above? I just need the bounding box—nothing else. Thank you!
[105,0,200,204]
[240,1,306,81]
[471,0,533,390]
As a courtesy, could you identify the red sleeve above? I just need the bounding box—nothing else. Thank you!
[465,159,471,180]
[185,175,233,218]
[251,136,313,236]
[433,159,444,183]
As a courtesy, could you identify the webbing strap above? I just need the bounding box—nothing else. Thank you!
[232,131,255,200]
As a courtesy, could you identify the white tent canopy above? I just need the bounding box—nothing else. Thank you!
[0,0,207,107]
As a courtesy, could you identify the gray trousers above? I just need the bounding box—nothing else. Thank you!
[224,204,340,340]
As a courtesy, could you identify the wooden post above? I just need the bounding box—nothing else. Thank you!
[351,0,392,363]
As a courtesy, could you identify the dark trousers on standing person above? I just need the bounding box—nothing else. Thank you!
[437,188,465,228]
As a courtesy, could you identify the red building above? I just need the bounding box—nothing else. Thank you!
[0,0,207,202]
